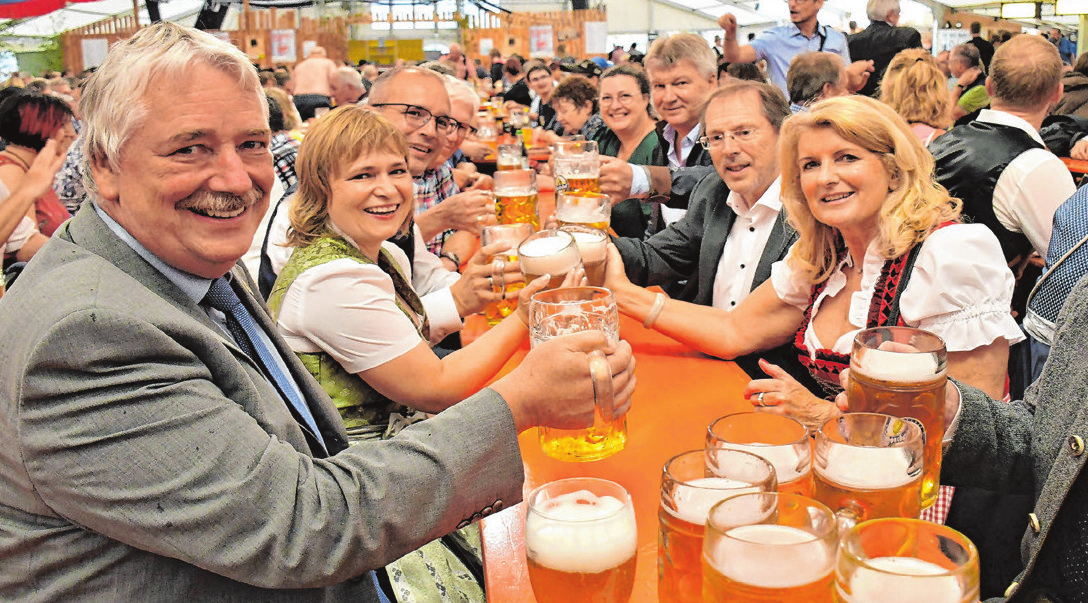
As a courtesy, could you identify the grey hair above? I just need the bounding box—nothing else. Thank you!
[787,52,844,106]
[79,22,262,197]
[644,33,717,80]
[337,66,364,89]
[866,0,900,21]
[444,75,480,113]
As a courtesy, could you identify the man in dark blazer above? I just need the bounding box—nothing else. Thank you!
[611,80,816,388]
[0,23,634,602]
[847,0,922,97]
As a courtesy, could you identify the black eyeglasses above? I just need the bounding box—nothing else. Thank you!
[371,103,459,136]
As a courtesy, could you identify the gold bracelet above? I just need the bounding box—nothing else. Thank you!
[643,292,667,329]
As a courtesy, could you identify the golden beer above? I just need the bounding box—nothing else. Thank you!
[496,161,520,171]
[560,226,608,287]
[836,518,980,603]
[564,176,602,193]
[702,525,834,602]
[659,477,761,603]
[849,327,947,508]
[813,446,923,520]
[707,413,814,498]
[529,285,624,461]
[702,493,838,603]
[483,252,523,326]
[495,193,540,229]
[481,223,533,327]
[525,479,637,603]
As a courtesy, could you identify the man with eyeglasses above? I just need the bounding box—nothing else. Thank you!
[718,3,873,98]
[610,80,817,388]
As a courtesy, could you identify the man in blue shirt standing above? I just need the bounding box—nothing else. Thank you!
[1050,28,1077,65]
[718,2,873,97]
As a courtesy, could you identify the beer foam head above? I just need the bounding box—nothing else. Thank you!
[707,524,832,588]
[845,557,964,603]
[519,234,580,276]
[662,477,759,524]
[854,348,941,383]
[569,230,607,262]
[819,446,917,489]
[719,445,809,485]
[526,490,637,573]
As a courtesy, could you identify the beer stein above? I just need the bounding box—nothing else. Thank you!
[493,168,539,229]
[529,286,623,462]
[658,448,777,603]
[556,190,612,232]
[553,140,600,193]
[558,225,607,287]
[836,518,980,603]
[813,413,924,523]
[480,223,533,326]
[525,477,637,603]
[849,326,947,509]
[706,412,814,497]
[517,229,581,291]
[703,492,837,602]
[496,143,523,171]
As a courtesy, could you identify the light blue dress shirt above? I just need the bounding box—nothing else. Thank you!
[749,22,851,95]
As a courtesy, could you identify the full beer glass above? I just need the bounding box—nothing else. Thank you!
[530,287,624,461]
[554,140,601,193]
[525,477,638,603]
[706,412,814,497]
[518,229,582,291]
[559,225,607,287]
[848,327,947,509]
[556,191,612,231]
[702,492,837,602]
[836,518,980,603]
[813,413,924,522]
[658,448,777,603]
[493,168,539,229]
[480,223,533,326]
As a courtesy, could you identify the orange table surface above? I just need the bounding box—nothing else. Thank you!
[1061,156,1088,174]
[471,314,756,603]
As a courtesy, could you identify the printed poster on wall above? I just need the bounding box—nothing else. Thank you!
[270,29,297,63]
[584,21,608,54]
[529,25,554,58]
[81,38,109,70]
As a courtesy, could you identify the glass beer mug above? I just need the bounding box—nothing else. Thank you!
[493,168,539,229]
[558,225,607,288]
[553,140,600,193]
[706,412,814,497]
[658,448,777,603]
[518,229,581,291]
[529,286,623,462]
[836,518,980,603]
[480,223,533,326]
[556,191,612,232]
[702,492,838,603]
[812,413,924,523]
[848,326,947,509]
[525,477,638,603]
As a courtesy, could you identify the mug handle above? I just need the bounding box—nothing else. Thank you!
[587,349,614,423]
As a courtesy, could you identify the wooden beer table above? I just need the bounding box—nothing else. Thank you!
[465,314,757,602]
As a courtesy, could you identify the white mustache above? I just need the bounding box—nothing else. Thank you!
[175,186,264,213]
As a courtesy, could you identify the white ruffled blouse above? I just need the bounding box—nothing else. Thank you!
[771,223,1025,356]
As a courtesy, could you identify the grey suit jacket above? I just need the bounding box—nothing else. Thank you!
[0,205,524,602]
[944,273,1088,601]
[615,171,795,306]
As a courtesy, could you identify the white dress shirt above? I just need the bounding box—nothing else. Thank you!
[976,109,1075,258]
[771,223,1025,355]
[712,178,782,310]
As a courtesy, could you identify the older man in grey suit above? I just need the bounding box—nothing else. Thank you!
[0,23,634,602]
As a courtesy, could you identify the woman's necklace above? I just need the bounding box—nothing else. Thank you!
[2,149,31,171]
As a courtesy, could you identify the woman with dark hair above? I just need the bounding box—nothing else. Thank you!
[594,64,660,238]
[1053,52,1088,118]
[550,74,606,140]
[0,91,76,238]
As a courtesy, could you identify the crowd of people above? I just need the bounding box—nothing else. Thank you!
[0,3,1087,601]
